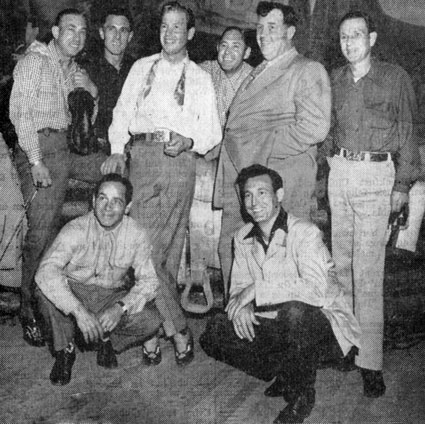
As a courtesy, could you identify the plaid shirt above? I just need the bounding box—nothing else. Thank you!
[199,60,252,129]
[10,41,78,164]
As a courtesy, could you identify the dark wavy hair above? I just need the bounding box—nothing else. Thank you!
[236,164,283,197]
[338,10,376,33]
[94,173,133,206]
[256,2,298,27]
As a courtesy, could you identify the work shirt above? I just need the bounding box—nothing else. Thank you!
[82,54,134,140]
[230,209,361,355]
[199,60,252,129]
[325,60,420,192]
[35,212,159,316]
[109,52,222,155]
[10,41,78,164]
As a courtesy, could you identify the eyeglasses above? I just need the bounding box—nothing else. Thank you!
[340,32,368,42]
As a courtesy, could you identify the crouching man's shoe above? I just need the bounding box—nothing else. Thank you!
[97,340,118,369]
[50,344,76,386]
[265,375,290,401]
[273,387,315,424]
[361,368,386,398]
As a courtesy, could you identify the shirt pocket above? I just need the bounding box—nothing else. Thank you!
[364,89,393,129]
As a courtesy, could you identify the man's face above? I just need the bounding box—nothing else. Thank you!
[217,29,250,75]
[256,9,293,61]
[339,17,376,65]
[243,174,282,225]
[160,10,194,58]
[93,181,130,230]
[53,14,87,59]
[100,15,133,57]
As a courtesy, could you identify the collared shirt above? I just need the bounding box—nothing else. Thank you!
[10,40,78,164]
[199,60,252,129]
[325,59,420,192]
[82,54,134,140]
[35,212,159,316]
[244,207,288,253]
[109,52,222,155]
[230,212,361,355]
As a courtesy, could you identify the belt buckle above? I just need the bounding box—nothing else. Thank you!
[153,129,170,143]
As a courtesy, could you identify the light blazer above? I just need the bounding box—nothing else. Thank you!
[230,214,361,356]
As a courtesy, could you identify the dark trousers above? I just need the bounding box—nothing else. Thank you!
[128,142,196,337]
[15,132,106,318]
[200,301,341,395]
[36,282,163,353]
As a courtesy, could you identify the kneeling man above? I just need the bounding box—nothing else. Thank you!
[35,173,163,385]
[200,164,361,424]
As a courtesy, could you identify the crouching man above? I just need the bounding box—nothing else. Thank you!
[35,173,163,385]
[200,164,361,424]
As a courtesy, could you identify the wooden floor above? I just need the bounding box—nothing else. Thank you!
[0,309,424,424]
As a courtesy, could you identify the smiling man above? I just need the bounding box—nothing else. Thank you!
[81,7,135,153]
[35,174,163,385]
[101,1,221,366]
[201,164,360,424]
[10,8,106,348]
[213,2,331,294]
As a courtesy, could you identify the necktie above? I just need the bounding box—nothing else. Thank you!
[242,61,268,91]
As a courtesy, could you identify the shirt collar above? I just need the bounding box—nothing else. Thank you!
[244,207,288,242]
[90,210,124,240]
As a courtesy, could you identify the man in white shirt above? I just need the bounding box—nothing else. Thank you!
[101,1,221,365]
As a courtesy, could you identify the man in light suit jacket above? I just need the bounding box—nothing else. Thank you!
[201,164,360,424]
[214,1,331,294]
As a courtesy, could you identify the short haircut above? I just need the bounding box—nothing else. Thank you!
[100,7,133,30]
[219,26,248,46]
[160,1,195,30]
[338,10,376,33]
[236,164,283,197]
[256,2,298,27]
[54,8,85,27]
[94,173,133,205]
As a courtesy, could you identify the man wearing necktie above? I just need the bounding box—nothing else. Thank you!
[214,2,331,296]
[35,174,163,385]
[101,1,221,364]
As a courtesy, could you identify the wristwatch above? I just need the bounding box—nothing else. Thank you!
[116,300,128,315]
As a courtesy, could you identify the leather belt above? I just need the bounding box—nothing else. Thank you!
[131,129,170,144]
[37,127,67,137]
[335,147,392,162]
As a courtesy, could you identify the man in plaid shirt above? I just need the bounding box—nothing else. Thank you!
[10,8,107,347]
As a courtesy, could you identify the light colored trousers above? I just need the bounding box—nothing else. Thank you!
[328,155,394,370]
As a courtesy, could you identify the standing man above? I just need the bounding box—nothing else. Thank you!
[201,164,360,424]
[200,26,252,130]
[324,11,420,397]
[81,7,134,154]
[102,1,221,364]
[214,2,331,291]
[10,8,106,347]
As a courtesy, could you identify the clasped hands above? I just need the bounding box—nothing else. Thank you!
[225,284,259,342]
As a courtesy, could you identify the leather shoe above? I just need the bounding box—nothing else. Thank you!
[361,368,386,398]
[333,347,357,372]
[273,388,315,424]
[50,348,76,386]
[173,328,194,366]
[264,376,290,402]
[97,340,118,369]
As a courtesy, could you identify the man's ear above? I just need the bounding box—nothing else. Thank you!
[52,25,60,40]
[99,27,105,40]
[369,31,377,47]
[287,25,296,41]
[128,31,134,43]
[276,187,284,203]
[243,46,251,60]
[187,27,195,41]
[125,201,133,215]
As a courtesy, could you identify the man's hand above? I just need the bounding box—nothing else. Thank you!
[231,303,260,342]
[74,68,98,99]
[225,284,255,321]
[163,132,193,157]
[101,153,126,175]
[72,305,104,344]
[31,161,52,188]
[391,190,408,213]
[98,304,124,334]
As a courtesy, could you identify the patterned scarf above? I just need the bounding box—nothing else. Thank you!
[142,56,186,106]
